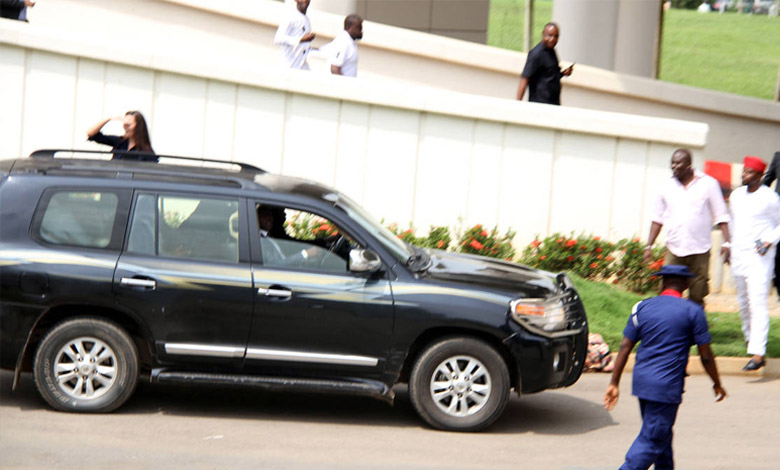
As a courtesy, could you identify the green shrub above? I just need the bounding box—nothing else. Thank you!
[421,226,453,250]
[385,224,453,251]
[456,224,516,261]
[520,233,617,281]
[285,212,339,240]
[520,233,667,294]
[611,238,666,294]
[671,0,701,9]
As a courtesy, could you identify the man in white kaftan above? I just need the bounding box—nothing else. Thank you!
[274,0,315,70]
[730,156,780,371]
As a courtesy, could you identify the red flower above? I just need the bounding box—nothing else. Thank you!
[579,245,587,250]
[437,240,444,248]
[613,279,619,285]
[633,237,641,243]
[596,247,603,253]
[567,256,574,262]
[319,224,331,232]
[403,229,412,234]
[589,262,598,269]
[594,236,601,241]
[530,239,541,248]
[606,256,614,261]
[556,238,563,243]
[469,240,485,250]
[539,255,546,260]
[597,254,603,259]
[461,240,467,246]
[473,224,482,230]
[566,239,577,248]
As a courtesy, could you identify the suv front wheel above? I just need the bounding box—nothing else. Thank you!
[409,337,510,432]
[33,317,139,413]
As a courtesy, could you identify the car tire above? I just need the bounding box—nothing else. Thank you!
[409,337,510,432]
[33,317,139,413]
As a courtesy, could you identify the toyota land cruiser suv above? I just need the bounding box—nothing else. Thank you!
[0,150,587,431]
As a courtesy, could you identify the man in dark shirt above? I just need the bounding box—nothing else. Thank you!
[0,0,35,21]
[762,151,780,299]
[604,265,726,470]
[516,23,573,105]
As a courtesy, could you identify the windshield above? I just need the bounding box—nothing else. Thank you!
[329,193,412,263]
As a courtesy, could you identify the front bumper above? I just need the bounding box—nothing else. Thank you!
[502,286,588,394]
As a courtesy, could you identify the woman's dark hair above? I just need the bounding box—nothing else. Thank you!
[126,110,154,153]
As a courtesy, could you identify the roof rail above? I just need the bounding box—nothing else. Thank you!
[29,149,266,173]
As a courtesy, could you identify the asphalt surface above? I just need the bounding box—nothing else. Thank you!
[1,370,778,469]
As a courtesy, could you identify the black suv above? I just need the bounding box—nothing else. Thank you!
[0,151,587,431]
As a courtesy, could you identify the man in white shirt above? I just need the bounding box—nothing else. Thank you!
[729,156,780,371]
[274,0,316,70]
[324,14,363,77]
[644,148,731,306]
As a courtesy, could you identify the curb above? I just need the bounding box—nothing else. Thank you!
[606,354,779,378]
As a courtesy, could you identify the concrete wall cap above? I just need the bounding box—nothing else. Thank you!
[162,0,778,123]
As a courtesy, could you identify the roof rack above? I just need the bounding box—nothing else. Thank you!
[29,149,266,173]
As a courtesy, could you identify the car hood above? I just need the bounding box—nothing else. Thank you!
[421,251,561,298]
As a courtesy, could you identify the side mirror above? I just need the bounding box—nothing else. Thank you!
[349,248,382,273]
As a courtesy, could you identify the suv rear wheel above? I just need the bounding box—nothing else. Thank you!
[409,337,510,432]
[33,317,139,412]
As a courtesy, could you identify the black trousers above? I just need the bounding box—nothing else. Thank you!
[775,248,780,297]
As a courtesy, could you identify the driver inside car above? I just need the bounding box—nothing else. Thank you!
[257,205,351,269]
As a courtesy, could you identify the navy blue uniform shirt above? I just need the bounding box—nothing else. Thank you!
[624,290,712,404]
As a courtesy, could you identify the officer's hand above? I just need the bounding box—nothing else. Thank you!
[713,384,727,402]
[300,33,316,43]
[604,384,619,411]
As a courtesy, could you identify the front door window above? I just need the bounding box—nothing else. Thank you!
[255,204,355,273]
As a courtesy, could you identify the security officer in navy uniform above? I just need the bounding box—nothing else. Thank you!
[604,265,727,470]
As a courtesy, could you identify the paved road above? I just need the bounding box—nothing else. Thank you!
[1,370,778,469]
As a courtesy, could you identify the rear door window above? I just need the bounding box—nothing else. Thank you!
[36,190,121,248]
[128,193,240,263]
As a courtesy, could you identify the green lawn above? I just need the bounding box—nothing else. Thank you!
[488,1,780,100]
[571,274,780,358]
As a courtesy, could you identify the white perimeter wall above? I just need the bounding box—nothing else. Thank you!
[0,37,706,248]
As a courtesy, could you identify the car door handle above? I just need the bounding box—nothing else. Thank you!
[258,288,292,299]
[120,277,157,289]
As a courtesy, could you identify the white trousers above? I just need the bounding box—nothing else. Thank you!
[735,274,771,356]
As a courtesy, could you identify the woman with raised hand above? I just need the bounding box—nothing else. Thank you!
[87,111,157,162]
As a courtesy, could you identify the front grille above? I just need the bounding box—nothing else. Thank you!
[562,291,586,331]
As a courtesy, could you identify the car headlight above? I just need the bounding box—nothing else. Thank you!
[509,296,567,332]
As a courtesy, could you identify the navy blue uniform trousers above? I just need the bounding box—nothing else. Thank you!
[620,399,680,470]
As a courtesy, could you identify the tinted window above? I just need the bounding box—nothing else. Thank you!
[128,193,239,263]
[256,204,358,273]
[38,191,119,248]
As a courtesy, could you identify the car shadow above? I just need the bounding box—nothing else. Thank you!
[2,371,614,435]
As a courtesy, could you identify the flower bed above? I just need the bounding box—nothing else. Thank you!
[293,214,665,294]
[521,233,665,293]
